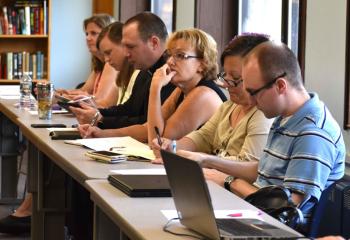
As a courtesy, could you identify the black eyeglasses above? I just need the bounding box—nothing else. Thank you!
[165,50,202,61]
[217,72,243,87]
[246,72,287,97]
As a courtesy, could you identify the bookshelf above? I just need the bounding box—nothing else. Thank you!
[0,0,50,84]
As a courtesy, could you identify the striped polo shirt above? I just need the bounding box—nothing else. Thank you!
[254,93,345,200]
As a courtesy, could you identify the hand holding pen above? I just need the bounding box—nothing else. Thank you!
[153,127,176,153]
[154,127,163,146]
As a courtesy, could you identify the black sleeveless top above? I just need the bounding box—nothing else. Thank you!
[175,79,227,107]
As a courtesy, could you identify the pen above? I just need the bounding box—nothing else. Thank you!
[228,213,242,217]
[84,111,99,138]
[68,95,93,103]
[109,146,126,151]
[154,127,163,146]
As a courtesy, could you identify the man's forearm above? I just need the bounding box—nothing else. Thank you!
[201,155,258,183]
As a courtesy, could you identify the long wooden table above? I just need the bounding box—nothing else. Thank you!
[0,98,302,240]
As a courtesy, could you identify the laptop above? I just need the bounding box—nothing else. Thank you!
[108,174,171,197]
[161,150,301,239]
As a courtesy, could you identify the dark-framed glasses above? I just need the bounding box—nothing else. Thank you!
[165,50,202,61]
[217,72,243,87]
[246,72,287,97]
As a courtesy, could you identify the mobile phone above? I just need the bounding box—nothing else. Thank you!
[57,101,82,110]
[55,95,70,103]
[85,150,127,164]
[31,123,67,128]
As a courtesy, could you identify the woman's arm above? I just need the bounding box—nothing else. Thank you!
[147,64,176,143]
[93,63,119,108]
[162,86,223,140]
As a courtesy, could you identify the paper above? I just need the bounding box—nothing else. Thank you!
[29,109,68,115]
[161,209,263,220]
[0,95,20,99]
[0,85,20,96]
[110,168,166,175]
[47,128,78,132]
[64,136,155,160]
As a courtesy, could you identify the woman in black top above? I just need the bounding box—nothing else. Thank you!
[79,28,226,142]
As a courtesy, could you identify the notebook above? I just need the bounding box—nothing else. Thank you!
[108,174,171,197]
[161,150,301,240]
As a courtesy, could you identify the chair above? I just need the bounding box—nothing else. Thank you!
[308,177,350,238]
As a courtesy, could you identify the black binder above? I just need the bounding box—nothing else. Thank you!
[108,174,171,197]
[49,130,82,140]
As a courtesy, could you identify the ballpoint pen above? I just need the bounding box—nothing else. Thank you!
[84,111,99,138]
[154,127,163,146]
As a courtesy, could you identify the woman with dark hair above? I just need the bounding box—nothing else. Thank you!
[56,14,119,108]
[70,21,139,123]
[151,34,274,171]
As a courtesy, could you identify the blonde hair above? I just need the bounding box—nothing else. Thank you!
[167,28,218,80]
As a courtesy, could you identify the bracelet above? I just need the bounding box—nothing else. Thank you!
[90,111,100,126]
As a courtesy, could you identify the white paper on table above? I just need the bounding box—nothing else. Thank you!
[28,109,68,115]
[161,209,263,221]
[64,136,155,160]
[110,168,166,175]
[47,128,78,132]
[0,95,20,99]
[0,85,20,96]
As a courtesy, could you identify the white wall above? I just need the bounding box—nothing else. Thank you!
[304,0,349,163]
[50,0,92,89]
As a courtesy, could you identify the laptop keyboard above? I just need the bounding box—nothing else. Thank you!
[216,219,271,236]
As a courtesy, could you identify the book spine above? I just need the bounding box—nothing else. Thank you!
[1,53,7,79]
[13,52,18,79]
[7,52,13,80]
[25,51,30,76]
[43,0,47,35]
[11,9,17,34]
[19,8,25,34]
[2,6,8,34]
[34,7,39,34]
[7,7,13,35]
[30,6,34,34]
[32,53,37,80]
[24,5,30,35]
[18,52,23,79]
[28,53,33,79]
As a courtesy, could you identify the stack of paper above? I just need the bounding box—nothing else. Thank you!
[65,136,155,161]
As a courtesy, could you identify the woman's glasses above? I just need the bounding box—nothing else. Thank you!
[217,72,243,87]
[165,50,202,61]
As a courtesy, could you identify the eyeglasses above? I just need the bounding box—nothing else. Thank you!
[165,51,202,61]
[217,72,243,87]
[246,72,287,97]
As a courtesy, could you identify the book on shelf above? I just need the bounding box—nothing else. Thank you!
[0,51,44,80]
[0,1,48,35]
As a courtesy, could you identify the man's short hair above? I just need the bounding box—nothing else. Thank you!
[246,41,303,89]
[125,12,168,42]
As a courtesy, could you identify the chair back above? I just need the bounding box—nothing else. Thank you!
[308,181,341,237]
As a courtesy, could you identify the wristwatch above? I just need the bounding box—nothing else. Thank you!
[224,175,235,192]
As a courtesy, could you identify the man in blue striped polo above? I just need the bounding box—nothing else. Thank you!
[177,41,345,233]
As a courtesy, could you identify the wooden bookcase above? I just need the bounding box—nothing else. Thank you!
[0,0,50,84]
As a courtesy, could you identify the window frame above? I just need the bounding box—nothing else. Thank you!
[344,1,350,129]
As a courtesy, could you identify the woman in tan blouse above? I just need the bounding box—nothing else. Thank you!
[152,34,274,165]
